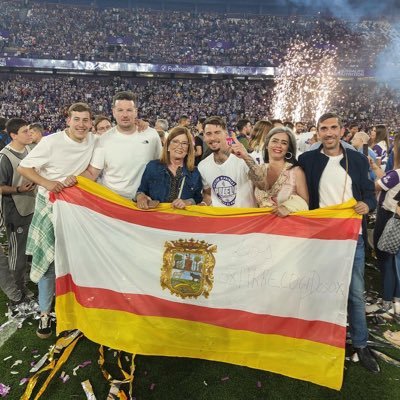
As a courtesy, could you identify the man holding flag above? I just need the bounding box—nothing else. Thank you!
[298,112,379,373]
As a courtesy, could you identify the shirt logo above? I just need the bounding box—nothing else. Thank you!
[212,176,237,206]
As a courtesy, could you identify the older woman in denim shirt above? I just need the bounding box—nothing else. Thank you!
[136,126,203,209]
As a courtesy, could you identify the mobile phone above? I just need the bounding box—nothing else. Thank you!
[226,131,234,146]
[362,144,369,156]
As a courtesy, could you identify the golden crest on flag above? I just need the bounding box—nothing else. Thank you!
[161,239,217,299]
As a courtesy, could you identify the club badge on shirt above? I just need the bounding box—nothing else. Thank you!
[212,175,237,206]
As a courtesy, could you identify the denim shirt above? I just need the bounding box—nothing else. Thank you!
[137,160,203,204]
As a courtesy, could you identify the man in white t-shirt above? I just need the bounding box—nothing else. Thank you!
[82,91,162,199]
[198,116,256,208]
[18,102,95,339]
[298,112,378,374]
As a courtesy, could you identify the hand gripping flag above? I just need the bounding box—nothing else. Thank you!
[53,177,361,390]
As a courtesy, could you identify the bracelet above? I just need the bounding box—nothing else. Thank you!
[16,186,20,193]
[200,201,207,206]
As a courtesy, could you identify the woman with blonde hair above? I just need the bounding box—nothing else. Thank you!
[248,120,273,164]
[136,126,203,209]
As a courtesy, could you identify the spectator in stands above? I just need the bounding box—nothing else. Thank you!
[178,115,191,128]
[351,131,377,180]
[372,124,389,170]
[236,119,251,151]
[28,123,44,148]
[248,120,272,164]
[0,117,10,150]
[93,115,112,136]
[155,118,169,146]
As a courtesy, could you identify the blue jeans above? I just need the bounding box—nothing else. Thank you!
[348,235,369,348]
[38,262,55,314]
[374,207,400,301]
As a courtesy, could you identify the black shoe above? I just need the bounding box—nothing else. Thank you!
[7,295,28,317]
[356,347,380,373]
[36,314,52,339]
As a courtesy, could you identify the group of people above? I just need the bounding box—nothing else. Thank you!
[0,89,399,378]
[0,1,393,68]
[1,74,400,137]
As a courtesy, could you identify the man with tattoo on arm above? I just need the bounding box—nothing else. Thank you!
[197,116,256,208]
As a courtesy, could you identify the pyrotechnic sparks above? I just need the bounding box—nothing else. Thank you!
[271,39,338,124]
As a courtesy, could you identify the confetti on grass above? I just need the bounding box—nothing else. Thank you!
[0,383,10,397]
[221,376,229,381]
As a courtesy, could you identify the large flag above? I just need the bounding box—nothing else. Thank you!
[53,177,361,390]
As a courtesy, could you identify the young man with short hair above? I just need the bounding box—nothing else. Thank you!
[83,91,162,199]
[28,123,44,148]
[198,116,256,207]
[0,118,36,314]
[235,119,251,150]
[18,103,96,338]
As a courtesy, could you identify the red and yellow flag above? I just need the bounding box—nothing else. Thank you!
[53,177,361,390]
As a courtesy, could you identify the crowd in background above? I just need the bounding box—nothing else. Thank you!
[0,0,396,67]
[1,74,399,134]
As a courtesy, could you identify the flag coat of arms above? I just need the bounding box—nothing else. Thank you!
[53,177,361,390]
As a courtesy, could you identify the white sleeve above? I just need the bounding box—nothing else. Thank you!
[89,137,105,170]
[197,162,210,189]
[19,138,51,169]
[153,135,162,159]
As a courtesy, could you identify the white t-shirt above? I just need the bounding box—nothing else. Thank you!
[319,154,353,207]
[377,169,400,212]
[19,130,95,197]
[90,126,162,198]
[297,131,314,156]
[198,153,256,207]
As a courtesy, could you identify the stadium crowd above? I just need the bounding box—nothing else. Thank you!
[1,0,400,390]
[1,74,399,134]
[0,0,395,67]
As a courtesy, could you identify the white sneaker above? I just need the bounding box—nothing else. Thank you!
[393,301,400,315]
[375,306,394,320]
[366,302,381,313]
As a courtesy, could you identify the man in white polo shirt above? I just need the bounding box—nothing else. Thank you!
[82,91,162,198]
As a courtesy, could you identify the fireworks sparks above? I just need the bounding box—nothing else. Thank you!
[271,39,338,124]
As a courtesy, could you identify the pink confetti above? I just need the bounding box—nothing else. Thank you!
[0,383,10,397]
[19,378,30,386]
[257,381,262,388]
[60,375,70,383]
[30,362,36,367]
[221,376,230,381]
[31,350,38,354]
[150,383,155,391]
[79,360,92,368]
